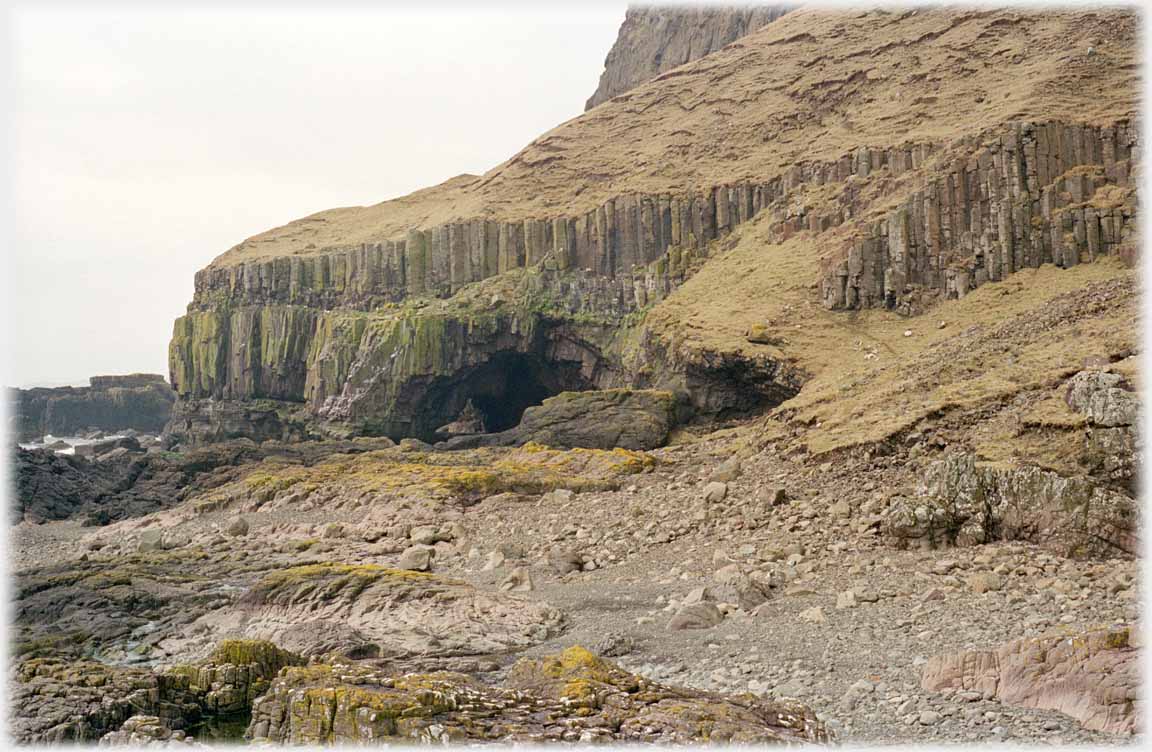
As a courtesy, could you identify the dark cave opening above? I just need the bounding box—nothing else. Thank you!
[417,352,593,442]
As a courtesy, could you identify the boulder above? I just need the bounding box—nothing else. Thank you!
[702,481,729,503]
[1065,370,1138,427]
[446,390,685,451]
[922,627,1139,734]
[481,551,506,571]
[398,545,435,571]
[499,567,534,592]
[226,517,250,538]
[667,602,724,630]
[137,529,164,553]
[712,567,774,611]
[967,572,1003,594]
[409,525,443,545]
[548,548,585,575]
[710,456,743,483]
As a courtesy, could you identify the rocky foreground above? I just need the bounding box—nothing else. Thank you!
[10,347,1142,745]
[8,3,1144,747]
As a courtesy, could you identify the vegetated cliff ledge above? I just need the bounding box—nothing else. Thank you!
[584,5,793,110]
[166,7,1138,447]
[11,375,174,442]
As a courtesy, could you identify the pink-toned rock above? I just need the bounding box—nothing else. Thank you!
[922,627,1139,734]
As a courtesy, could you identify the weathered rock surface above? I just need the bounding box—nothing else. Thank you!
[10,639,303,745]
[1065,368,1141,491]
[585,5,792,110]
[173,563,565,659]
[884,452,1138,556]
[11,374,174,442]
[9,658,200,744]
[247,646,828,744]
[922,627,1140,734]
[442,389,684,450]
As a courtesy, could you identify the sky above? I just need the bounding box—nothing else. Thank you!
[3,3,627,388]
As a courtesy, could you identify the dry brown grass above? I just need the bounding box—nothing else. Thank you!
[211,7,1137,266]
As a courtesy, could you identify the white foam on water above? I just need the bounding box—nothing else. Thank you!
[18,433,126,455]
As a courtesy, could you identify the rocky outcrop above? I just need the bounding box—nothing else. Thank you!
[10,640,304,745]
[11,374,174,442]
[1065,368,1140,492]
[12,438,396,525]
[922,627,1140,735]
[246,646,828,744]
[10,658,202,744]
[178,563,565,659]
[171,121,1135,446]
[821,122,1139,313]
[441,389,685,450]
[585,6,792,110]
[884,452,1138,557]
[171,640,305,716]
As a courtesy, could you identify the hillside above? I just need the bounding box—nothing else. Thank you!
[206,7,1136,268]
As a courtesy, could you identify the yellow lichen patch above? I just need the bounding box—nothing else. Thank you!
[188,443,657,514]
[206,639,304,675]
[251,562,437,593]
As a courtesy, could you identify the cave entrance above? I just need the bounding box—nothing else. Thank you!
[418,352,592,442]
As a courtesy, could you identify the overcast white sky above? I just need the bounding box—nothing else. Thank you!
[3,3,627,387]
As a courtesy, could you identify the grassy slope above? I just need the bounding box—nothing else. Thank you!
[644,198,1136,457]
[209,7,1137,267]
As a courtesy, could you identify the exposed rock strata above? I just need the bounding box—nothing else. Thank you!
[585,6,791,110]
[11,374,174,442]
[246,646,828,744]
[1065,368,1141,491]
[171,563,565,659]
[10,640,303,744]
[10,658,201,744]
[922,627,1139,735]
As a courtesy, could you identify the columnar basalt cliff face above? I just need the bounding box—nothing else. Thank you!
[584,5,792,110]
[167,7,1139,446]
[821,121,1140,313]
[12,374,175,442]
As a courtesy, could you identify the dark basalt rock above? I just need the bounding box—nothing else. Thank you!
[12,437,397,525]
[441,388,687,451]
[10,373,174,442]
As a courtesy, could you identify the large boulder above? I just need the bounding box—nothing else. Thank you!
[444,389,685,451]
[1065,370,1138,427]
[922,627,1139,735]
